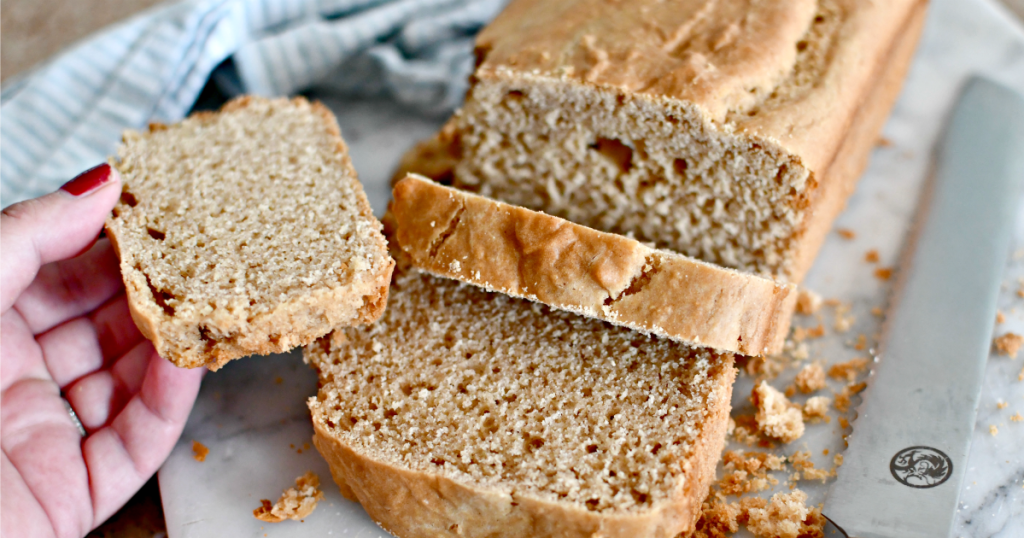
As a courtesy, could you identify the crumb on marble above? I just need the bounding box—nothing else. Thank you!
[829,358,870,382]
[994,332,1024,358]
[871,306,883,317]
[254,471,324,523]
[803,396,831,420]
[990,425,999,436]
[874,267,893,281]
[837,229,856,240]
[794,363,826,394]
[998,401,1009,410]
[1011,413,1022,423]
[192,441,209,462]
[795,289,823,315]
[752,381,805,443]
[864,249,879,263]
[997,310,1006,324]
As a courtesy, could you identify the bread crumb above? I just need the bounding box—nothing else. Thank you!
[253,472,325,523]
[997,311,1006,324]
[792,324,824,342]
[694,498,741,538]
[752,382,805,443]
[864,249,879,263]
[990,425,999,436]
[828,358,870,382]
[834,454,844,467]
[994,332,1024,358]
[274,376,284,385]
[791,342,810,361]
[1011,413,1022,422]
[997,401,1009,410]
[871,307,883,317]
[1019,366,1024,381]
[743,490,822,538]
[794,364,826,394]
[803,396,831,419]
[853,334,867,351]
[833,383,865,413]
[837,229,856,240]
[874,267,893,281]
[795,289,823,315]
[192,441,209,462]
[833,303,855,333]
[877,137,893,147]
[839,417,850,429]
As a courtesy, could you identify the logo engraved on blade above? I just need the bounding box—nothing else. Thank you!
[890,446,953,488]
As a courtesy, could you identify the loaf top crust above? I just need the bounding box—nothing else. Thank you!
[391,174,796,356]
[474,0,923,173]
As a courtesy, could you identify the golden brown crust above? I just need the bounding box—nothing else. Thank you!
[310,359,736,538]
[105,95,394,370]
[787,0,928,280]
[391,174,795,356]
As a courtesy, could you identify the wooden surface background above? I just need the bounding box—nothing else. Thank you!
[2,0,1023,537]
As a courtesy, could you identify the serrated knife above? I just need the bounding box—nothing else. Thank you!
[823,77,1024,538]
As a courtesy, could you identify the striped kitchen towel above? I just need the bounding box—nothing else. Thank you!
[0,0,506,206]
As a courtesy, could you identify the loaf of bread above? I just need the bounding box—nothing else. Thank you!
[391,173,795,356]
[397,0,927,282]
[306,262,736,538]
[106,97,394,370]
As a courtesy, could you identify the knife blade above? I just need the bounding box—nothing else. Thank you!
[823,76,1024,538]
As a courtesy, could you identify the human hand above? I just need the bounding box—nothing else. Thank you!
[1,164,204,538]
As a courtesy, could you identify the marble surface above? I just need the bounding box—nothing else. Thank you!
[158,0,1024,536]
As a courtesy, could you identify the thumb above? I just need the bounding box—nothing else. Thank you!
[1,164,122,312]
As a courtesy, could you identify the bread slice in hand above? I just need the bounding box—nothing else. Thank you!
[306,263,736,538]
[106,96,394,370]
[391,174,795,356]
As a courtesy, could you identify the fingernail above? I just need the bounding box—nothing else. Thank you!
[60,164,114,196]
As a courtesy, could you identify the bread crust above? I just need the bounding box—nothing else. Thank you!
[310,358,736,538]
[105,96,394,370]
[391,174,795,356]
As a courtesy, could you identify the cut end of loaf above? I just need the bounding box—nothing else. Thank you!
[451,77,812,279]
[106,96,393,369]
[306,268,736,536]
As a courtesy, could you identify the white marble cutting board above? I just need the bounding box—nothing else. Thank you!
[160,0,1024,536]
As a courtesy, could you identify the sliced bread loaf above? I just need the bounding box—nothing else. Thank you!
[106,96,394,370]
[391,174,795,356]
[306,264,736,538]
[396,0,927,282]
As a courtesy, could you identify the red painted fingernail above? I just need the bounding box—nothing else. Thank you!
[60,164,113,196]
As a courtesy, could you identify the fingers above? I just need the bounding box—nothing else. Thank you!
[2,453,59,538]
[1,164,121,313]
[15,239,124,335]
[63,341,153,432]
[83,354,202,525]
[0,378,93,538]
[36,294,143,389]
[0,310,50,393]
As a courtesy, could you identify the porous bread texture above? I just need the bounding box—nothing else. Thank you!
[396,0,927,282]
[391,173,796,356]
[106,96,394,370]
[306,267,737,538]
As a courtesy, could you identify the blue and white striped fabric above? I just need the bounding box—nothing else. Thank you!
[0,0,506,206]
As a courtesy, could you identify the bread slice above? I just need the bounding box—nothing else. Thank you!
[306,263,735,538]
[395,0,927,282]
[106,96,394,370]
[391,173,795,356]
